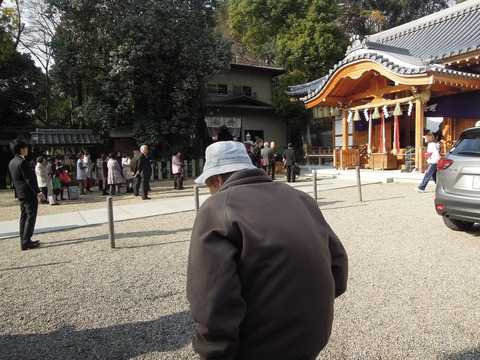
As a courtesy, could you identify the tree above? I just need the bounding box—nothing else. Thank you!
[0,3,46,135]
[2,0,61,127]
[272,70,309,147]
[0,46,46,135]
[48,0,231,156]
[339,0,449,36]
[229,0,350,147]
[275,1,350,80]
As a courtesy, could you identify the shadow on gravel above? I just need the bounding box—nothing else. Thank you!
[444,347,480,359]
[318,196,406,209]
[0,261,71,272]
[43,228,193,248]
[466,224,480,236]
[0,311,194,359]
[121,238,190,249]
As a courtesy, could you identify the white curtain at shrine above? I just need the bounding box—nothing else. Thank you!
[205,116,242,138]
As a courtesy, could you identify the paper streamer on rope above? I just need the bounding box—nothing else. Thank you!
[364,108,370,122]
[347,111,353,123]
[408,101,413,116]
[382,105,389,119]
[365,110,373,154]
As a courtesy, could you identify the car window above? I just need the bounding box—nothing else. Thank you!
[450,130,480,155]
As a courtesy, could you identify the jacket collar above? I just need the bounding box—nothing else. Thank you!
[219,168,272,192]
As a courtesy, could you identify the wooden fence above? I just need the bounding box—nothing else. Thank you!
[150,159,204,180]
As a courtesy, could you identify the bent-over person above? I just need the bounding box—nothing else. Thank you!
[187,141,348,359]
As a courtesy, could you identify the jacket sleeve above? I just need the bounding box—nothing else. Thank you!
[187,200,246,360]
[21,160,41,195]
[327,223,348,298]
[137,155,145,174]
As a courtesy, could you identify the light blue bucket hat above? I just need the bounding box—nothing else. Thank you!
[195,141,257,183]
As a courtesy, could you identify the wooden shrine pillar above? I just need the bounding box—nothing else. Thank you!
[342,109,348,150]
[415,98,425,172]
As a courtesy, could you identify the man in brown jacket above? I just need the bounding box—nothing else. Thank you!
[187,141,348,360]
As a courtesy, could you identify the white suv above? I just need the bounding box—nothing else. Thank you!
[435,127,480,231]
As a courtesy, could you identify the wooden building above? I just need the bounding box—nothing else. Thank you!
[288,0,480,171]
[206,64,287,146]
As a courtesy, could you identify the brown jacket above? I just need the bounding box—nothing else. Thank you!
[187,169,348,359]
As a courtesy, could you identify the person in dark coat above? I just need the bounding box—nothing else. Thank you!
[8,139,46,250]
[187,141,348,359]
[45,156,60,205]
[243,141,255,164]
[283,142,297,183]
[252,138,264,168]
[135,145,152,200]
[130,149,141,196]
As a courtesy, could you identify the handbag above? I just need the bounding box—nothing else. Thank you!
[292,165,301,176]
[58,171,71,184]
[50,177,61,191]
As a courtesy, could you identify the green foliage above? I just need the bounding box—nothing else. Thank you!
[229,0,349,81]
[276,1,349,80]
[47,0,231,154]
[339,0,449,36]
[1,6,16,62]
[229,0,349,148]
[272,70,310,145]
[0,26,46,133]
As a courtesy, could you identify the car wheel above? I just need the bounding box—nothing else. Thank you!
[442,216,475,231]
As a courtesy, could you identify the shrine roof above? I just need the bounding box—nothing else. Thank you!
[31,129,101,145]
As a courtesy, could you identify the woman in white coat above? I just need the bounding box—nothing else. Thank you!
[121,154,134,193]
[416,133,441,192]
[107,152,124,195]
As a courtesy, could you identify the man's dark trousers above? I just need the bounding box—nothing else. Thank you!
[140,176,150,199]
[133,176,141,196]
[19,198,38,247]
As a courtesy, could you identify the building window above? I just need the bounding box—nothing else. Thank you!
[207,83,228,95]
[233,85,253,97]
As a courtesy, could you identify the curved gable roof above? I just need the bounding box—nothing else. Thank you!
[288,1,480,106]
[368,0,480,61]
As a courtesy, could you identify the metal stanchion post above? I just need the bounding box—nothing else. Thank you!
[194,185,200,213]
[356,166,363,202]
[107,196,115,248]
[313,170,318,202]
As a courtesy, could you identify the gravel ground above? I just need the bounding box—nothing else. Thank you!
[0,180,479,359]
[0,179,211,221]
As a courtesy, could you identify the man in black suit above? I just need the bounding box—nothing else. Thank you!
[130,149,141,196]
[283,143,297,183]
[135,145,152,200]
[8,139,46,250]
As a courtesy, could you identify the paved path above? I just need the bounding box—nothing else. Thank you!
[0,168,424,239]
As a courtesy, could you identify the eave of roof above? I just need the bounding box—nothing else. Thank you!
[230,63,286,77]
[30,129,101,145]
[288,48,480,104]
[207,94,274,109]
[368,0,480,61]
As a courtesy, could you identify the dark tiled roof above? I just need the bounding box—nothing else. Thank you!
[368,0,480,61]
[30,129,101,145]
[288,47,480,99]
[230,63,286,77]
[208,94,274,109]
[288,1,480,99]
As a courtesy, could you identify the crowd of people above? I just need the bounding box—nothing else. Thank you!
[29,145,157,205]
[28,140,298,207]
[243,138,298,182]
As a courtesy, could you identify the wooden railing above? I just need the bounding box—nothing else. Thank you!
[334,149,360,170]
[305,146,336,165]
